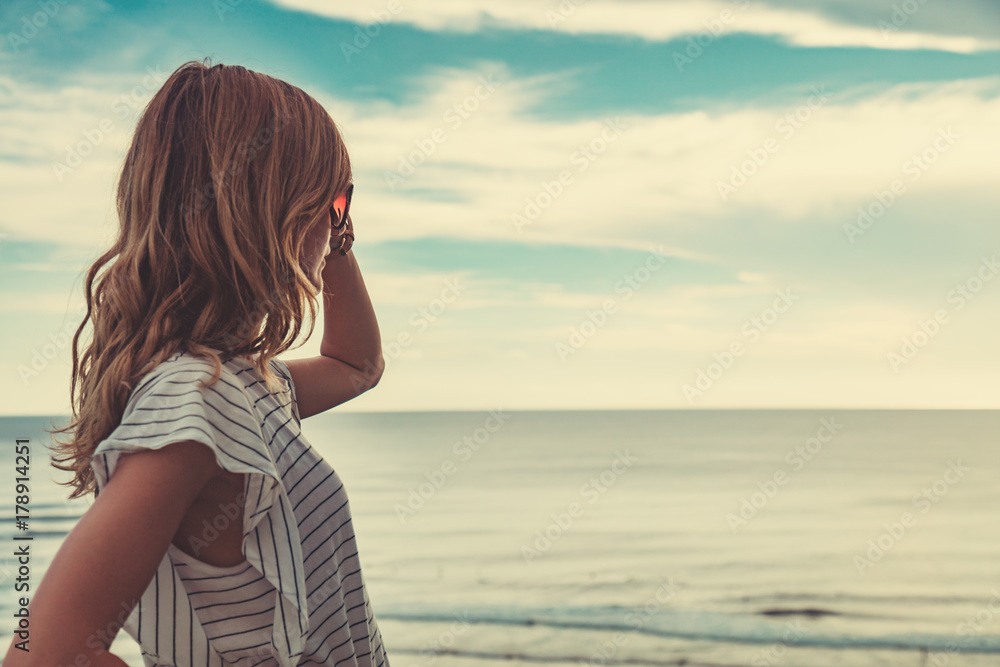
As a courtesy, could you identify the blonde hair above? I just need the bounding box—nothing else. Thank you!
[48,57,352,500]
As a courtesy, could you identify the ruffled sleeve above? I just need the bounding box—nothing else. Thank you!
[90,355,281,533]
[89,353,311,666]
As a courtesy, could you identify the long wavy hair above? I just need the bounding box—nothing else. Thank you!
[48,57,352,500]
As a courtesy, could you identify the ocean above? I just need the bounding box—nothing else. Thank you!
[1,410,998,666]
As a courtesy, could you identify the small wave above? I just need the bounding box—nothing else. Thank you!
[389,646,741,666]
[378,604,1000,654]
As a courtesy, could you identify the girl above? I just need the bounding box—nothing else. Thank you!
[2,59,389,666]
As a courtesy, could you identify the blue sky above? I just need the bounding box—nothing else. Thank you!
[2,0,1000,412]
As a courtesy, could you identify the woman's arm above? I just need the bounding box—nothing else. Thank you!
[285,248,385,419]
[319,247,383,381]
[2,440,221,667]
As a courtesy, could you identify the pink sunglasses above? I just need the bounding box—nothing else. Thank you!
[329,183,354,255]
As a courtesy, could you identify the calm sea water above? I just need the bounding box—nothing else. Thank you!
[1,410,998,666]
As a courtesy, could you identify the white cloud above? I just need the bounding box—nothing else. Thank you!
[267,0,1000,53]
[4,58,999,265]
[4,59,1000,410]
[329,70,1000,250]
[4,65,1000,261]
[0,291,85,315]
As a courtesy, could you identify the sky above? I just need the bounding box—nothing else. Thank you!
[1,0,1000,413]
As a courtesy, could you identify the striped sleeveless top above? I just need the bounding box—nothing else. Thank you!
[90,350,390,666]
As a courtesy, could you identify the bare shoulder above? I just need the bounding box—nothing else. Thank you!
[117,438,228,485]
[281,355,383,420]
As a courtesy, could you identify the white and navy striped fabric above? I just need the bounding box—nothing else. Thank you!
[90,350,389,666]
[166,541,277,662]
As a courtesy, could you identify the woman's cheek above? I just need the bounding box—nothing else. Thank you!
[304,222,327,262]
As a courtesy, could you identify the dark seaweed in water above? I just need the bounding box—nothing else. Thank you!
[758,607,840,618]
